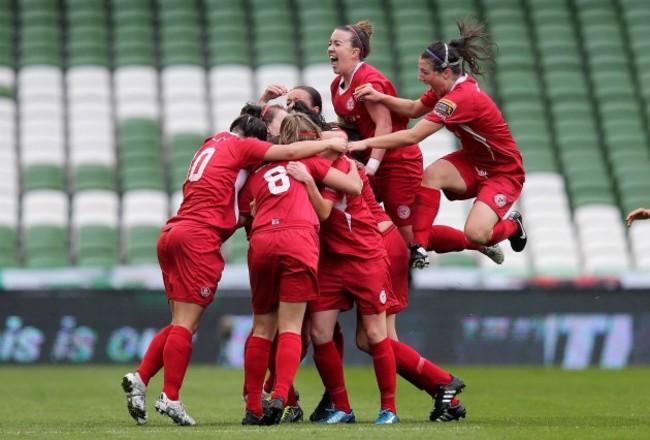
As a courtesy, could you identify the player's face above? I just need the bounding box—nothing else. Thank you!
[328,29,359,74]
[287,89,316,111]
[418,57,447,97]
[266,108,288,143]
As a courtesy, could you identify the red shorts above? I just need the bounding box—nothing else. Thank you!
[439,150,524,218]
[382,224,409,315]
[370,158,423,227]
[310,254,397,315]
[157,223,225,307]
[248,227,320,315]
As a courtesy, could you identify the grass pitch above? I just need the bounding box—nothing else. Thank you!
[1,365,647,439]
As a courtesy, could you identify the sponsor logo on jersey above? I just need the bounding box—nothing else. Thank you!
[397,205,411,219]
[346,97,355,111]
[494,193,507,208]
[434,98,457,119]
[200,287,211,297]
[379,289,387,304]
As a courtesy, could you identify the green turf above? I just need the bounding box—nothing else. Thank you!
[0,365,648,439]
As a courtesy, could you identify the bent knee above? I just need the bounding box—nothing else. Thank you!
[464,225,491,246]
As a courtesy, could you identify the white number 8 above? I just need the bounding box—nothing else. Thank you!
[263,165,290,195]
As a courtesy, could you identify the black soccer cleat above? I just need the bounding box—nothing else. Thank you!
[259,397,284,426]
[431,400,467,422]
[241,410,262,426]
[429,375,466,421]
[280,405,304,423]
[309,391,333,422]
[409,243,430,269]
[507,211,527,252]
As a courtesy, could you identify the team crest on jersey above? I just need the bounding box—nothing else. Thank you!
[397,205,411,219]
[434,98,457,119]
[379,289,387,305]
[346,97,355,111]
[494,193,507,208]
[200,287,212,297]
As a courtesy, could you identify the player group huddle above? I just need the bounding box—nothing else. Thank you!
[120,18,528,427]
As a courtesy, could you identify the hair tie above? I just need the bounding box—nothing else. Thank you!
[299,131,318,139]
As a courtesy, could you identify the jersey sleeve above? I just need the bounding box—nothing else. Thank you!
[239,138,273,167]
[425,87,474,125]
[302,155,333,182]
[419,89,437,108]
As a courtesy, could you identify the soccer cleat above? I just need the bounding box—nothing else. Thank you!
[507,211,527,252]
[154,392,196,426]
[121,372,148,425]
[430,375,466,421]
[315,408,356,424]
[431,401,467,422]
[479,243,505,265]
[409,243,430,269]
[374,409,399,424]
[241,410,262,426]
[309,391,333,422]
[259,397,284,426]
[280,405,304,423]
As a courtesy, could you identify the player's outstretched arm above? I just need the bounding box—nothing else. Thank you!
[353,83,430,119]
[348,119,443,152]
[264,138,347,161]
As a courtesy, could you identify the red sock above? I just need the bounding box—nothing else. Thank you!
[425,225,474,253]
[242,329,253,397]
[272,332,302,403]
[413,187,441,247]
[313,340,351,412]
[263,336,279,394]
[486,218,518,246]
[390,339,452,397]
[333,321,345,359]
[137,324,172,385]
[369,338,397,414]
[162,326,193,400]
[244,336,272,416]
[287,385,299,406]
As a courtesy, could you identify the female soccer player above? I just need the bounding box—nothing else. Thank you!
[328,20,423,245]
[351,19,527,269]
[120,113,347,426]
[237,113,362,426]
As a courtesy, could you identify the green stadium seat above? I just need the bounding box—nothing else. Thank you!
[125,225,161,265]
[75,225,119,266]
[22,164,66,191]
[0,225,18,267]
[73,164,116,192]
[24,225,69,268]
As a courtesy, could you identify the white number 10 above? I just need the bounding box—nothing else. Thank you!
[188,147,216,182]
[263,165,290,195]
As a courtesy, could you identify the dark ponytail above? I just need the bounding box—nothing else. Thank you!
[422,18,496,78]
[229,114,267,141]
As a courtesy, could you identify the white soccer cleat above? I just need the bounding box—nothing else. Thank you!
[121,372,148,425]
[479,244,505,265]
[155,392,196,426]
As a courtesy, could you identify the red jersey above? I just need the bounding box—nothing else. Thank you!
[319,156,386,260]
[330,62,422,164]
[422,74,524,175]
[239,156,334,234]
[360,167,391,224]
[168,132,272,232]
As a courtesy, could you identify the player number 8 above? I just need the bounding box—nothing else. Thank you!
[263,165,290,195]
